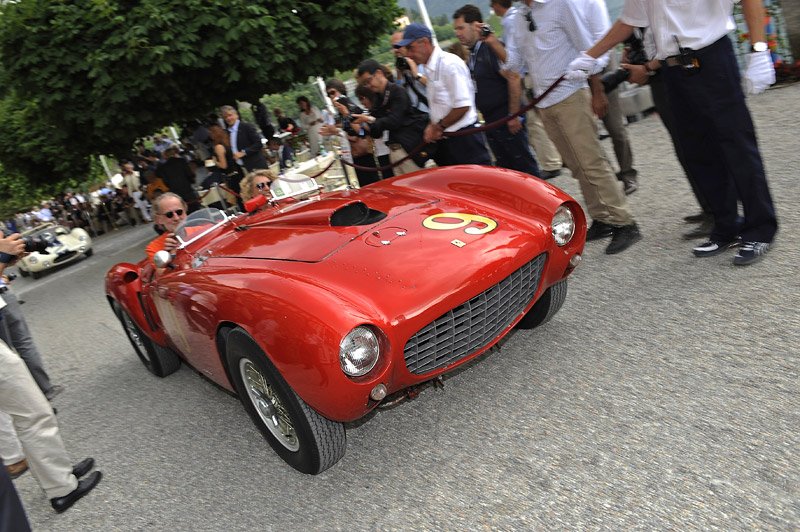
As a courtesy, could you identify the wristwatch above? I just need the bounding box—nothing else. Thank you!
[751,41,768,53]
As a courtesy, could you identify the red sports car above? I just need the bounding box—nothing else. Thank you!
[105,166,586,474]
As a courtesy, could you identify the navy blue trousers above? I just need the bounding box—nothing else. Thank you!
[662,36,777,243]
[0,466,31,532]
[433,125,492,167]
[485,120,541,177]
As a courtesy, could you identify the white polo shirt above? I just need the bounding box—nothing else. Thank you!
[423,45,478,131]
[621,0,737,59]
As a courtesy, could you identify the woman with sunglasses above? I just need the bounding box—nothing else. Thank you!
[145,193,188,260]
[239,169,277,204]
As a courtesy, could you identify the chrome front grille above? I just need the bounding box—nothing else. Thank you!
[403,253,547,375]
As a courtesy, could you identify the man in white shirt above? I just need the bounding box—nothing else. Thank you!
[399,23,492,167]
[572,0,778,266]
[502,0,642,255]
[490,0,564,180]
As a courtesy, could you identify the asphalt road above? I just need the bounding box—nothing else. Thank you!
[9,83,799,530]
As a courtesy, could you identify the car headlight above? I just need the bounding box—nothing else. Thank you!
[339,326,380,377]
[27,256,38,264]
[78,235,87,242]
[551,205,575,247]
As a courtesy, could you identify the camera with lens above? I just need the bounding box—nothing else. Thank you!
[23,236,49,254]
[480,24,493,38]
[395,56,410,71]
[601,28,647,93]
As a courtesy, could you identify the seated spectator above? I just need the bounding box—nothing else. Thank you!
[273,107,298,134]
[239,169,277,203]
[145,193,187,260]
[267,136,295,170]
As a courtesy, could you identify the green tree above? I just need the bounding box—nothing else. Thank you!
[0,0,400,185]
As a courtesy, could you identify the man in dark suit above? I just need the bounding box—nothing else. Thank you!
[220,105,268,172]
[155,146,201,213]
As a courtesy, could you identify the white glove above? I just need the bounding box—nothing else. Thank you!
[743,51,775,95]
[565,51,599,81]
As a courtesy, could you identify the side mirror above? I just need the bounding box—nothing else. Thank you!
[153,250,173,269]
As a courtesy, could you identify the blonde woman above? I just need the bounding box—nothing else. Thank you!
[239,169,276,203]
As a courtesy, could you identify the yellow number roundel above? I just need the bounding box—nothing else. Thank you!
[422,213,498,235]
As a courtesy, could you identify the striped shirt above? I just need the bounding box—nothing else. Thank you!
[423,45,479,131]
[505,0,611,108]
[621,0,736,59]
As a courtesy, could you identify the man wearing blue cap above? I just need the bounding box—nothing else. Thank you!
[398,23,492,167]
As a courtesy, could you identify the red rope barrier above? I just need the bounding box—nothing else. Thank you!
[339,76,565,173]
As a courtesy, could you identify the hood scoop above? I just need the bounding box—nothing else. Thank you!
[267,198,386,227]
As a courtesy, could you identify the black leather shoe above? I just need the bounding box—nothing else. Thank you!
[50,471,102,513]
[72,457,95,479]
[540,169,561,180]
[605,223,642,254]
[586,220,614,241]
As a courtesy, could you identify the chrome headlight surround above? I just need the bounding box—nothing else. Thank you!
[551,205,575,247]
[339,326,380,377]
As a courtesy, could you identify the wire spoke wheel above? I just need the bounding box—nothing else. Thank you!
[240,359,299,451]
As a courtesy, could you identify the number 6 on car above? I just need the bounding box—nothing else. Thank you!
[422,212,498,235]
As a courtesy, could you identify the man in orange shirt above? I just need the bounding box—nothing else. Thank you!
[145,193,187,260]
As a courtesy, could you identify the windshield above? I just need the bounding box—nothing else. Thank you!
[174,208,230,247]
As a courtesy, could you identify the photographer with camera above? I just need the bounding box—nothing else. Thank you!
[573,0,778,265]
[353,59,429,176]
[322,79,382,187]
[391,31,429,114]
[453,5,540,177]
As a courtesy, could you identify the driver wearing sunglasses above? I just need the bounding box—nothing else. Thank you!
[145,192,188,260]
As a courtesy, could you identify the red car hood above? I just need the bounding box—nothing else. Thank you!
[207,190,437,263]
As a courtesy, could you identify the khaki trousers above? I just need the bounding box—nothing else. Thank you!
[388,145,423,176]
[0,341,77,498]
[525,76,562,172]
[539,89,634,226]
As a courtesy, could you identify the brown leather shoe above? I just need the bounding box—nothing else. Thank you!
[6,459,28,479]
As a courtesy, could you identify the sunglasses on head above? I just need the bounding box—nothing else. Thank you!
[255,182,270,190]
[525,11,537,32]
[163,209,184,219]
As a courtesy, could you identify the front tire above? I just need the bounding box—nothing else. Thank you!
[84,248,94,257]
[113,301,180,377]
[516,279,568,330]
[31,270,41,279]
[18,268,29,278]
[225,328,346,474]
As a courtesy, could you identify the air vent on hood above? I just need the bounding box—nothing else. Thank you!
[330,201,387,227]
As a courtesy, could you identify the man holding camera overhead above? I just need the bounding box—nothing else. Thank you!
[500,0,641,255]
[453,4,540,177]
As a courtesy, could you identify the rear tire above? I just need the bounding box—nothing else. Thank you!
[113,301,180,377]
[516,279,568,330]
[225,328,346,474]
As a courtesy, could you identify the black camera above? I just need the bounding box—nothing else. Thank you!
[480,24,493,38]
[396,56,410,71]
[601,29,647,93]
[23,236,49,254]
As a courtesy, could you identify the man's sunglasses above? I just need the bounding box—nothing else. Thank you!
[163,209,184,219]
[525,11,537,32]
[255,182,270,190]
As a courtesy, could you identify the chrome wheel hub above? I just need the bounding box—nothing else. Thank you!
[239,359,299,451]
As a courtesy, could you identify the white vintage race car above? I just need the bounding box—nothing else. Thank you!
[16,224,93,279]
